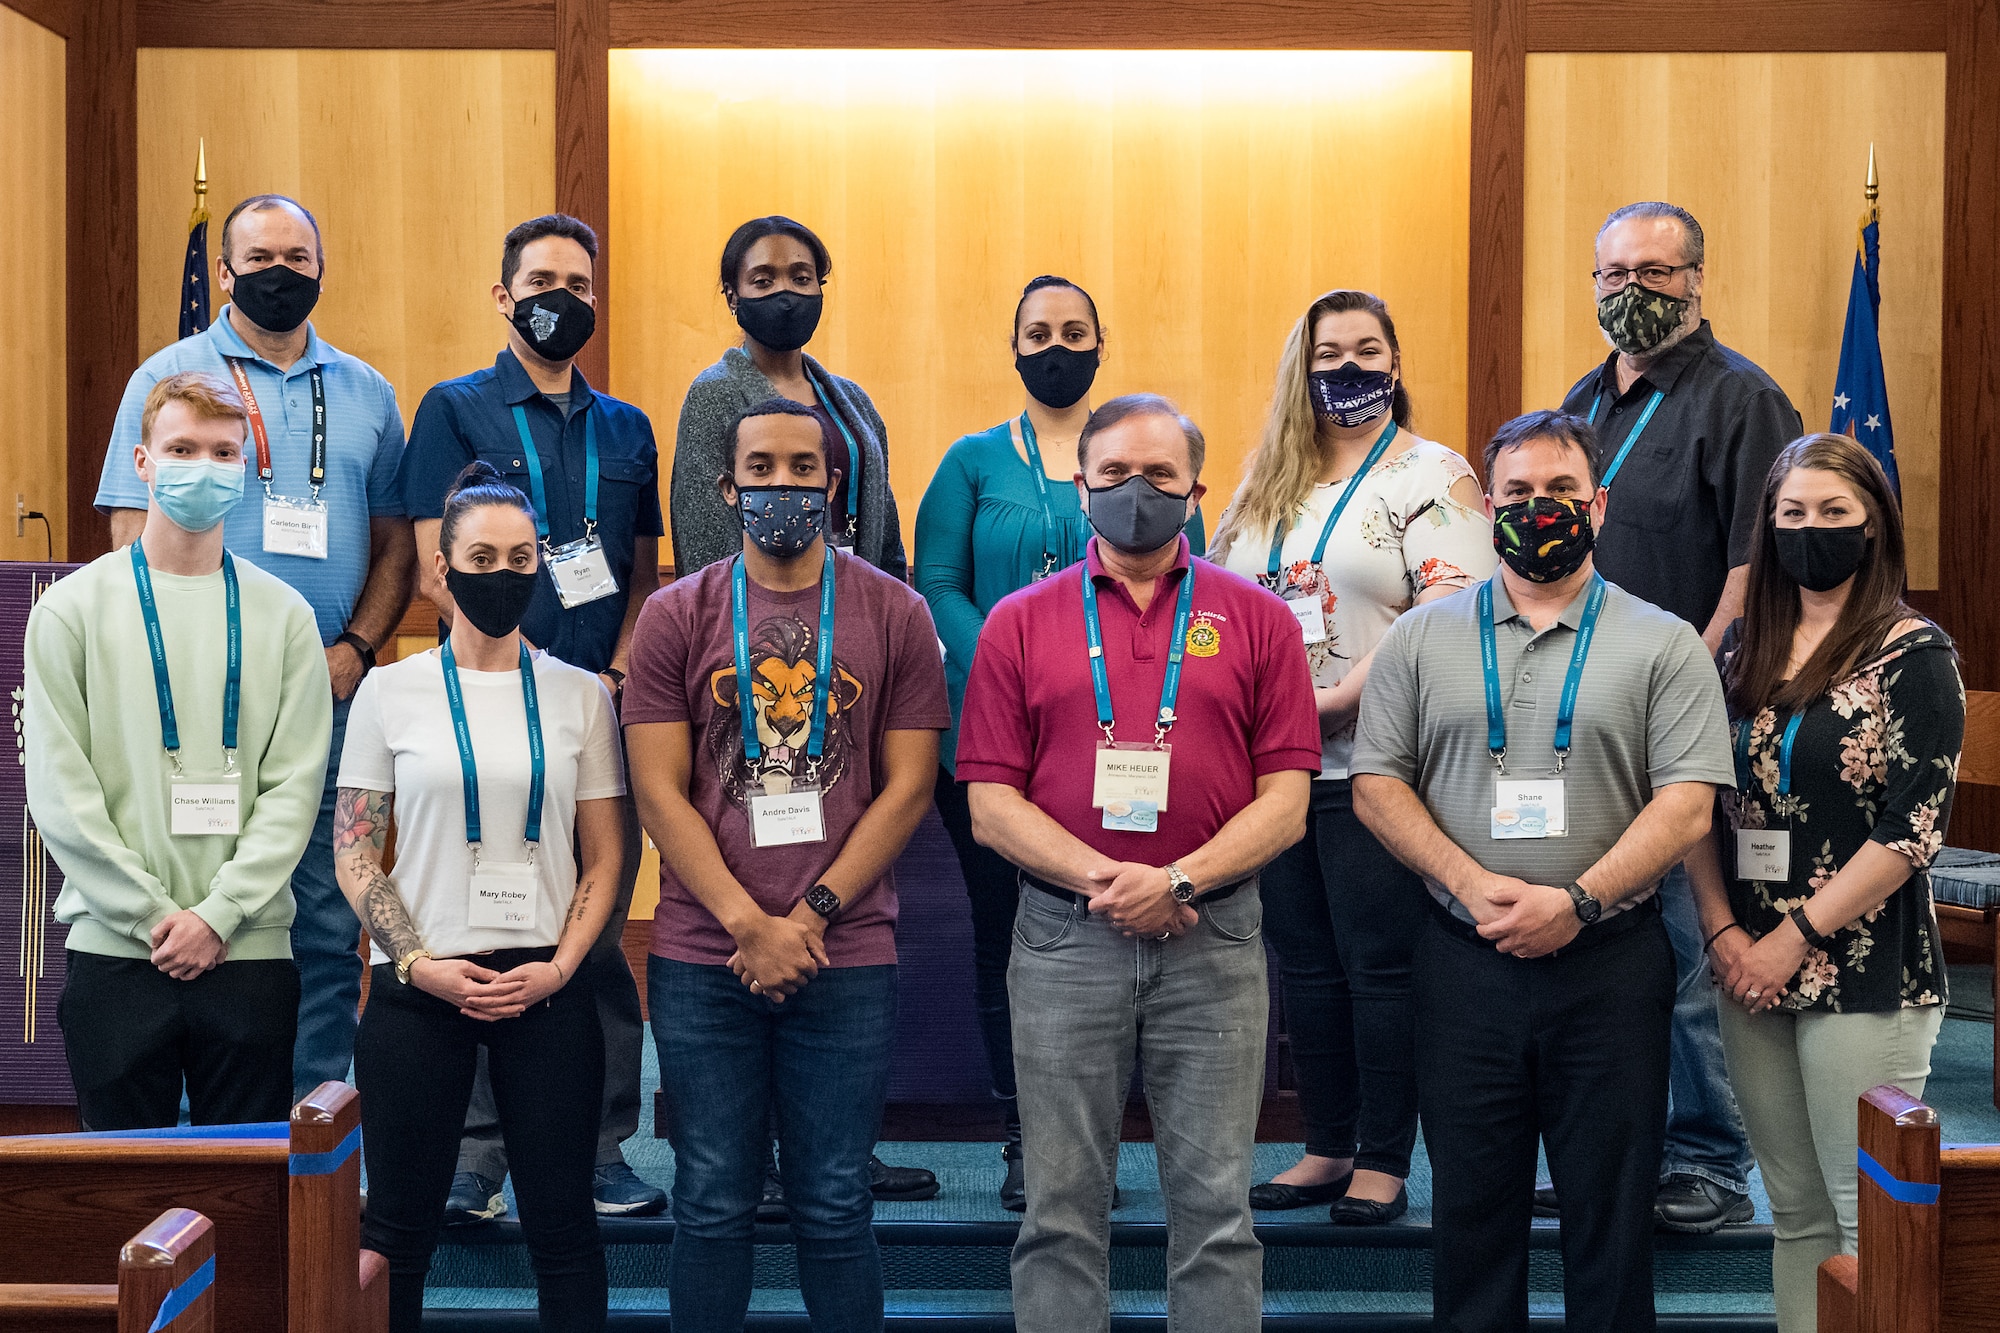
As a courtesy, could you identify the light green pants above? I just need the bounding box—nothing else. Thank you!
[1716,997,1944,1333]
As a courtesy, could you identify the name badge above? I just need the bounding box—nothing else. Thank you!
[1736,829,1792,883]
[548,536,620,609]
[1492,778,1566,840]
[749,782,826,847]
[171,776,241,836]
[262,496,329,560]
[1094,741,1171,832]
[1286,594,1328,645]
[469,860,539,931]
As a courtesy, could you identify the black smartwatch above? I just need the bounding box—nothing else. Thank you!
[1565,882,1602,926]
[804,884,842,921]
[336,631,377,673]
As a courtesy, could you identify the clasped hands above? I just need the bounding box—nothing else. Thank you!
[410,956,568,1020]
[726,901,831,1004]
[1083,862,1196,938]
[1706,921,1802,1015]
[1465,874,1581,958]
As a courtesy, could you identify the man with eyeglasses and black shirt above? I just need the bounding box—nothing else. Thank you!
[1554,201,1803,1234]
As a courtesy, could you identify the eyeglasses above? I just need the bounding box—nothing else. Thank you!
[1592,263,1698,293]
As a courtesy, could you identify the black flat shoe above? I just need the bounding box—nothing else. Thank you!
[756,1163,788,1223]
[1532,1180,1559,1218]
[1249,1173,1353,1210]
[1328,1184,1408,1226]
[999,1143,1025,1213]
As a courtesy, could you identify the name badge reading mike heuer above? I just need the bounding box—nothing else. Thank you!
[1082,560,1197,835]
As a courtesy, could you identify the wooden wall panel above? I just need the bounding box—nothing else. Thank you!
[0,6,66,561]
[135,50,556,430]
[137,0,553,49]
[1522,53,1944,589]
[1525,0,1944,53]
[610,49,1471,552]
[1468,0,1525,473]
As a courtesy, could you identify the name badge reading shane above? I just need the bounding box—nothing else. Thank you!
[171,777,241,836]
[1287,595,1328,645]
[549,536,620,609]
[262,497,329,560]
[469,860,539,931]
[1094,741,1170,832]
[1492,778,1566,840]
[750,784,827,848]
[1736,829,1792,883]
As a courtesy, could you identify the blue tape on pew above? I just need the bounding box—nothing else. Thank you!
[1858,1146,1940,1205]
[27,1122,287,1141]
[289,1124,361,1176]
[147,1254,215,1332]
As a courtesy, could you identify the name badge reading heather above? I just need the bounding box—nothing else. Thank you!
[262,496,329,559]
[170,776,241,836]
[548,536,620,609]
[1736,829,1792,883]
[469,860,539,931]
[1286,595,1328,645]
[1094,741,1170,832]
[750,782,827,848]
[1492,778,1566,840]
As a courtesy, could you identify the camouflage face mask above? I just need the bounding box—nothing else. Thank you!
[1596,281,1690,357]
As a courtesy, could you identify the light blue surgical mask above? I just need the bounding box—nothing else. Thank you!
[148,455,246,533]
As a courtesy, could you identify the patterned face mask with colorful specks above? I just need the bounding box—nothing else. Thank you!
[1596,281,1690,357]
[1492,495,1595,583]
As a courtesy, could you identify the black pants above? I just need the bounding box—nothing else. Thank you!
[1415,899,1675,1333]
[356,947,607,1333]
[1260,779,1424,1175]
[58,951,299,1130]
[933,767,1021,1130]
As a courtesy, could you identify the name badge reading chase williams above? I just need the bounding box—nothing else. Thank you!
[170,776,241,836]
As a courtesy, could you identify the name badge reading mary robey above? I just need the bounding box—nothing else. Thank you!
[1094,741,1170,832]
[1492,778,1566,840]
[469,860,539,931]
[1286,595,1328,645]
[262,496,329,560]
[750,783,827,848]
[548,536,620,609]
[1736,829,1792,883]
[170,776,241,836]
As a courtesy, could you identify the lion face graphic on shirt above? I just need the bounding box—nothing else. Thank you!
[707,614,862,808]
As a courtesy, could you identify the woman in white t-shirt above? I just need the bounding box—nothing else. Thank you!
[333,461,626,1333]
[1209,289,1496,1224]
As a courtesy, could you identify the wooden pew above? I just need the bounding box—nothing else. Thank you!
[0,1082,385,1333]
[0,1207,214,1333]
[1818,1084,2000,1332]
[1931,688,2000,1109]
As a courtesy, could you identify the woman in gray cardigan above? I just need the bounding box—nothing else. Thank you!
[669,215,907,581]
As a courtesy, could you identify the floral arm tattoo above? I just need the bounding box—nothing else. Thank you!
[333,787,425,962]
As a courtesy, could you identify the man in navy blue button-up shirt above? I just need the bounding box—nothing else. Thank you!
[401,213,666,1221]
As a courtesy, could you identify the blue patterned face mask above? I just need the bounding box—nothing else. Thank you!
[736,485,828,557]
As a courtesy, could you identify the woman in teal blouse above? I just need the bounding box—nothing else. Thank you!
[915,276,1203,1210]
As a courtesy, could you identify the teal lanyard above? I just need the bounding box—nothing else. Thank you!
[1587,387,1665,490]
[440,639,545,855]
[1735,711,1805,796]
[510,403,599,543]
[1477,574,1607,773]
[1266,421,1399,584]
[1017,414,1068,580]
[132,542,241,775]
[1082,556,1196,746]
[808,371,863,542]
[732,546,838,772]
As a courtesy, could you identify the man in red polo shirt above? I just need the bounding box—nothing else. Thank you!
[956,393,1319,1333]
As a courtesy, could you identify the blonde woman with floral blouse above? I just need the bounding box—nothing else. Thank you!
[1687,433,1963,1333]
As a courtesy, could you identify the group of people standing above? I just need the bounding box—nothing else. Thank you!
[21,190,1963,1333]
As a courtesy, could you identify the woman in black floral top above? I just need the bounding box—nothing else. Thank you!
[1687,433,1964,1333]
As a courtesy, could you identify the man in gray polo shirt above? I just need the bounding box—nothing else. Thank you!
[1350,409,1734,1333]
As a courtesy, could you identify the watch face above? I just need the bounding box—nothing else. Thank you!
[807,885,840,918]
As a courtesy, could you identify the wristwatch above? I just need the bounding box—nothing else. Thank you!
[394,948,433,985]
[1165,863,1196,904]
[602,667,626,693]
[804,884,842,921]
[336,631,377,673]
[1565,882,1602,926]
[1788,905,1832,951]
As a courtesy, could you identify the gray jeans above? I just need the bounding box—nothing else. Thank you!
[1008,880,1268,1333]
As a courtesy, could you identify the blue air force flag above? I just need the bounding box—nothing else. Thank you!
[1830,208,1897,495]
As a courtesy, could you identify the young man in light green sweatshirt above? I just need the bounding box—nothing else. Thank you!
[26,371,332,1130]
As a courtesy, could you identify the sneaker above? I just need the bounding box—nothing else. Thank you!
[442,1171,506,1226]
[1654,1173,1755,1234]
[592,1161,668,1217]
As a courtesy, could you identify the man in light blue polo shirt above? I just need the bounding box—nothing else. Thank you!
[96,193,415,1099]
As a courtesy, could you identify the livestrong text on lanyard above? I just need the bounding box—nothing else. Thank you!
[1479,573,1607,841]
[733,546,838,849]
[226,358,330,561]
[510,404,621,610]
[441,638,546,931]
[1085,558,1195,835]
[1267,421,1399,644]
[1734,711,1805,883]
[134,542,245,836]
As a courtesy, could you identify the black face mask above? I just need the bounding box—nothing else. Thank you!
[445,566,540,639]
[1015,345,1100,410]
[1774,524,1869,592]
[509,288,596,364]
[1085,474,1192,556]
[735,290,823,352]
[227,261,321,334]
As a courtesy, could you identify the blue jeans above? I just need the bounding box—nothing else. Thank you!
[292,695,363,1096]
[649,957,897,1333]
[1659,864,1755,1193]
